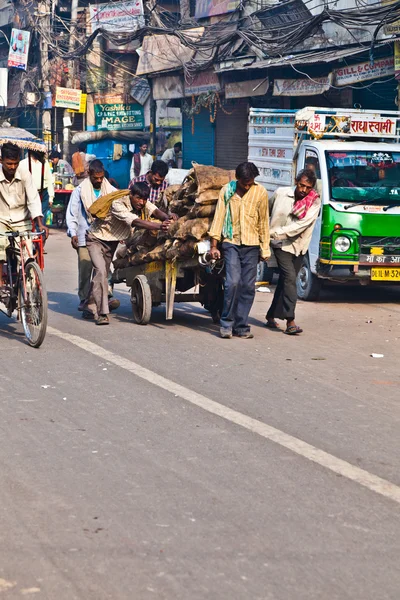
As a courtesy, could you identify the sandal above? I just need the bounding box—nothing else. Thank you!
[265,320,281,330]
[284,325,303,335]
[96,314,109,326]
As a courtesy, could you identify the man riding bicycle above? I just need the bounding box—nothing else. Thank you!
[0,142,48,282]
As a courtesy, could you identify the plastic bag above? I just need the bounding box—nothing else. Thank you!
[45,209,53,226]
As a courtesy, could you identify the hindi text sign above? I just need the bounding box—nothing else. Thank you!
[350,116,396,137]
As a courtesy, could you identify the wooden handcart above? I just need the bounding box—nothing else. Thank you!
[112,257,224,325]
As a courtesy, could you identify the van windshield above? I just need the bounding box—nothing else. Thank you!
[326,151,400,204]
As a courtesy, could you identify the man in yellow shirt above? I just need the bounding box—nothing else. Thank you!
[209,162,270,339]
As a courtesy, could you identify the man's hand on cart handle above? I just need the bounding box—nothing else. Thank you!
[161,219,173,232]
[210,247,221,260]
[71,235,79,250]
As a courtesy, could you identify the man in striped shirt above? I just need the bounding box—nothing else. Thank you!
[85,181,172,325]
[129,160,168,206]
[209,162,270,339]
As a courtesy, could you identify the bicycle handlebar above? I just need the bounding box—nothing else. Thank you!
[0,230,46,239]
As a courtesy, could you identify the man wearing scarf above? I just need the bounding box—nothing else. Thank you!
[209,162,270,339]
[265,168,321,335]
[66,160,117,317]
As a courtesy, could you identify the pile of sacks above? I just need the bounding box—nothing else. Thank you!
[114,164,234,268]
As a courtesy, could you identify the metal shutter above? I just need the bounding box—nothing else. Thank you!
[353,79,398,111]
[182,108,215,168]
[215,99,249,170]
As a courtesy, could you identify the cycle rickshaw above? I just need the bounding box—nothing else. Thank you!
[0,128,48,348]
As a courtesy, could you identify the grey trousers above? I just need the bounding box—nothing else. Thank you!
[77,246,92,303]
[85,233,118,316]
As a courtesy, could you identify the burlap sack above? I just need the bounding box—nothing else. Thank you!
[172,217,213,241]
[144,244,166,263]
[129,250,148,265]
[113,257,129,269]
[188,203,216,219]
[193,164,235,195]
[165,241,182,261]
[161,185,181,208]
[177,239,197,258]
[167,214,191,238]
[194,189,220,205]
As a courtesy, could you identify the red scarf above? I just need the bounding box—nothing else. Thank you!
[291,188,319,219]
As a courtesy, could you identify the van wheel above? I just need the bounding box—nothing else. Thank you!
[296,255,321,301]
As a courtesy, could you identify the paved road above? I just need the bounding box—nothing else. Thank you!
[1,229,400,599]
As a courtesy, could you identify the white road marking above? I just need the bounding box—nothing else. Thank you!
[49,326,400,505]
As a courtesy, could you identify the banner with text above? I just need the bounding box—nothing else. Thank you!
[89,0,144,33]
[273,75,331,96]
[94,102,145,131]
[334,57,394,86]
[55,87,82,110]
[8,29,30,70]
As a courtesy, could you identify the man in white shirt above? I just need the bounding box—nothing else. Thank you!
[19,151,54,217]
[161,142,182,169]
[66,159,118,317]
[265,169,321,336]
[130,143,153,180]
[0,142,47,277]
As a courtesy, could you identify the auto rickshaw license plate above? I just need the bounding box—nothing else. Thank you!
[371,268,400,280]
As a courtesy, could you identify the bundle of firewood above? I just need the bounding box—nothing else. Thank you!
[113,164,234,269]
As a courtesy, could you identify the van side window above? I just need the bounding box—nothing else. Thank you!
[304,149,321,179]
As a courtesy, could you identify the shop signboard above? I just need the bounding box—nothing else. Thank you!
[184,70,220,96]
[334,57,394,86]
[273,75,331,96]
[8,29,30,70]
[395,42,400,80]
[89,0,144,33]
[195,0,240,18]
[68,93,87,114]
[225,78,269,99]
[55,87,82,110]
[94,102,145,131]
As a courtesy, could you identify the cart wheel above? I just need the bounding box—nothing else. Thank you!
[131,274,152,325]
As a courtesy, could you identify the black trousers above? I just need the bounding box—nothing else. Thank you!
[266,248,303,321]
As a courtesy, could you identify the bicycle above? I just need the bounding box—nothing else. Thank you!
[0,229,48,348]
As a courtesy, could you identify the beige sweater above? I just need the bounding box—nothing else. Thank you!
[269,186,321,256]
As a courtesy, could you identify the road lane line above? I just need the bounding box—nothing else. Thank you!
[48,326,400,505]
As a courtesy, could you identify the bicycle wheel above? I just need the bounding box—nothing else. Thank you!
[19,261,48,348]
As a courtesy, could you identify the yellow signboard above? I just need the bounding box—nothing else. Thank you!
[68,93,87,114]
[395,41,400,80]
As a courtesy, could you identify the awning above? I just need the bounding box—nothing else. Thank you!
[215,43,389,73]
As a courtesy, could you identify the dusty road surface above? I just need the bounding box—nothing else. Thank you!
[1,230,399,599]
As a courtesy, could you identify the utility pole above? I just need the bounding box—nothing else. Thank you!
[63,0,79,160]
[38,0,52,151]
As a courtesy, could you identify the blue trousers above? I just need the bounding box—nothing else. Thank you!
[220,243,259,333]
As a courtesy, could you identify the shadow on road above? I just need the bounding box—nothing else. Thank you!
[318,283,400,307]
[0,314,29,346]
